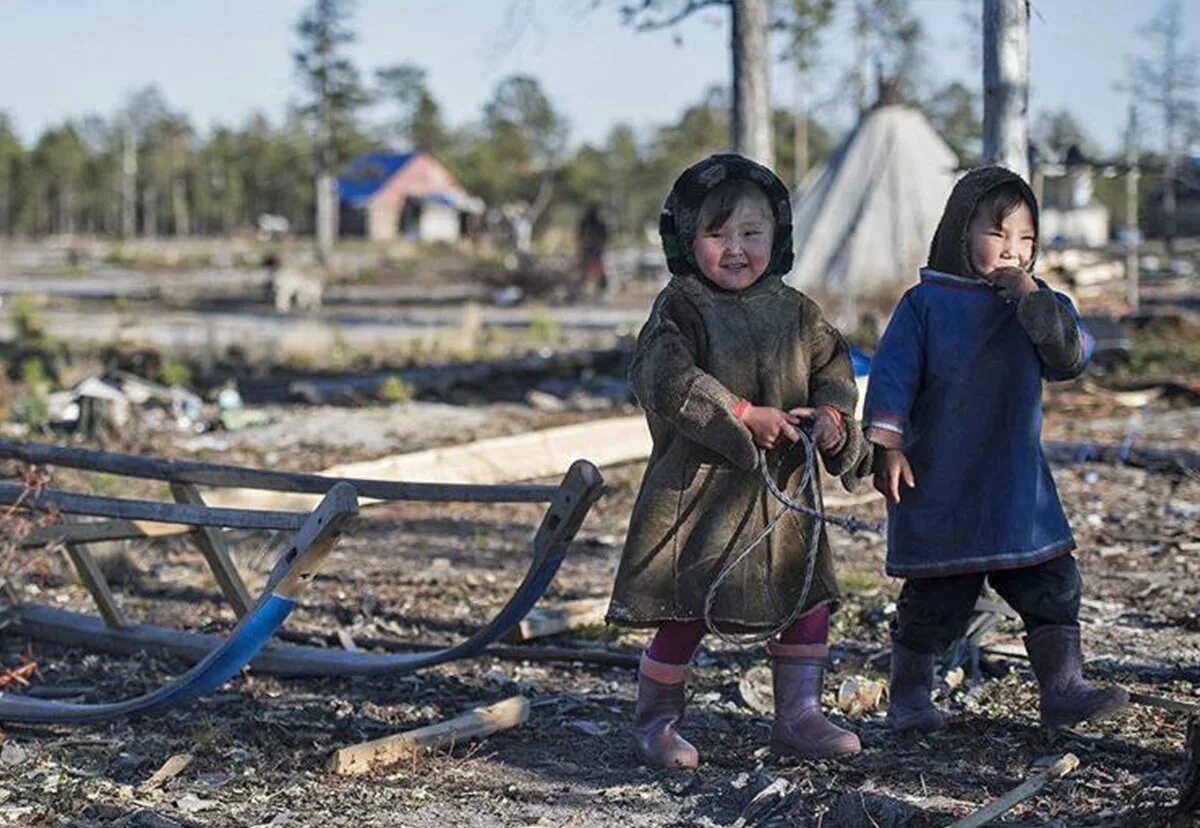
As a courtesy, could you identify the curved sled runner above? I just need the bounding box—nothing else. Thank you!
[0,440,604,723]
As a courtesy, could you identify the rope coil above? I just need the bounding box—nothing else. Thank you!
[702,429,885,648]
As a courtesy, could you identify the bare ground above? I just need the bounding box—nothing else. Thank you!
[0,389,1197,827]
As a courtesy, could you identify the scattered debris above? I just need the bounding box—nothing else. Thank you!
[731,776,794,828]
[0,659,38,689]
[506,597,609,642]
[141,753,193,790]
[836,676,888,716]
[0,741,27,768]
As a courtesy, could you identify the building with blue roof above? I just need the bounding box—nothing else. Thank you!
[338,150,483,243]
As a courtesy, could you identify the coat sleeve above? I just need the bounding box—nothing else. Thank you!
[1016,284,1094,381]
[629,291,759,470]
[802,301,872,486]
[862,293,925,450]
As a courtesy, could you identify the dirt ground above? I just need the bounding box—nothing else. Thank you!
[0,382,1198,826]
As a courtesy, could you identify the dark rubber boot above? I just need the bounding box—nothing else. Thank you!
[633,655,699,769]
[769,657,861,759]
[886,640,947,733]
[1024,624,1129,727]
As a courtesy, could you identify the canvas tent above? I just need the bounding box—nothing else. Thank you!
[786,104,960,298]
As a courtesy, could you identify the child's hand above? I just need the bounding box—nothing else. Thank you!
[789,406,844,452]
[986,266,1038,301]
[873,448,916,504]
[741,405,800,450]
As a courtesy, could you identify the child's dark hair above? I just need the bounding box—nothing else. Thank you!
[696,178,773,233]
[973,182,1034,230]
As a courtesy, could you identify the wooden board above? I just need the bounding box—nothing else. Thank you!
[329,696,530,775]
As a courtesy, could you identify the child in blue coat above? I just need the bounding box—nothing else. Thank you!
[863,166,1129,732]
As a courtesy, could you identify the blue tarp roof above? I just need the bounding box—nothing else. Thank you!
[338,152,418,207]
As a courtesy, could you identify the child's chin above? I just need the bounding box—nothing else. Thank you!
[717,270,758,288]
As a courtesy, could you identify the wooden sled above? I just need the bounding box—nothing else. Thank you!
[0,439,603,723]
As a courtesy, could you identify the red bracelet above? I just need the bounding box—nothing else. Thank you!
[819,404,844,428]
[732,399,751,420]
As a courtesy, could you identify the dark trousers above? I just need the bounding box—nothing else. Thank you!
[893,553,1082,656]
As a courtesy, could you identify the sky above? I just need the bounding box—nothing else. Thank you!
[0,0,1195,156]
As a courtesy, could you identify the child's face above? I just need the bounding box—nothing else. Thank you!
[968,201,1036,276]
[692,197,775,291]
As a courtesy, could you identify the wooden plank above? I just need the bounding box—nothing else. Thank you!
[170,483,252,619]
[0,437,557,504]
[329,696,529,775]
[22,519,180,547]
[60,521,127,629]
[0,481,307,531]
[204,417,649,513]
[505,598,609,642]
[947,753,1079,828]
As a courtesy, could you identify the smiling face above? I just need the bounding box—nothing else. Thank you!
[691,187,776,291]
[968,199,1036,276]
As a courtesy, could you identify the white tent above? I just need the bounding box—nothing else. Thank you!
[786,104,960,296]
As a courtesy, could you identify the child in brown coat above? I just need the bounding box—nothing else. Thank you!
[606,154,872,769]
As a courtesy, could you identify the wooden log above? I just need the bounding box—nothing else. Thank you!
[505,598,609,642]
[14,604,641,673]
[170,482,251,618]
[947,753,1079,828]
[1043,440,1200,473]
[329,696,530,775]
[1129,691,1200,715]
[272,628,641,669]
[0,437,558,504]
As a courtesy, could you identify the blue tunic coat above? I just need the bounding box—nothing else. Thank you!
[863,268,1095,578]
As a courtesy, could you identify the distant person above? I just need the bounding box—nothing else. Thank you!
[605,155,873,769]
[576,204,609,298]
[864,166,1129,733]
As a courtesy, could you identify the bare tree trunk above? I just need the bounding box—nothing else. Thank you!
[142,185,158,238]
[121,130,137,239]
[315,172,336,263]
[854,0,869,117]
[172,175,190,237]
[62,188,75,235]
[1125,103,1140,312]
[1163,128,1177,256]
[731,0,772,165]
[793,63,809,191]
[982,0,1030,180]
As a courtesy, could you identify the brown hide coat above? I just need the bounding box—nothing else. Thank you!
[606,271,872,632]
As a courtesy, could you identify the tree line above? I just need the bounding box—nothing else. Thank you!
[0,0,1192,246]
